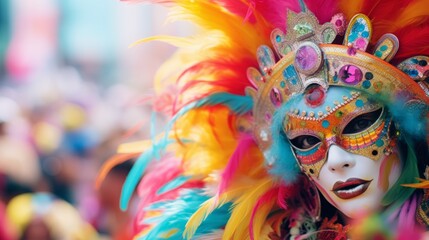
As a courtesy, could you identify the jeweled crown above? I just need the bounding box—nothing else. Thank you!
[245,7,429,162]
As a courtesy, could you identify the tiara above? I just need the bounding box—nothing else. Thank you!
[245,7,429,163]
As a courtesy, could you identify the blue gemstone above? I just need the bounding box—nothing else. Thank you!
[410,69,419,77]
[362,80,371,89]
[355,99,364,107]
[375,139,384,147]
[280,81,286,88]
[276,35,281,43]
[361,31,369,38]
[333,74,338,83]
[322,120,330,128]
[356,22,365,31]
[380,45,388,51]
[365,72,373,80]
[375,51,382,57]
[348,33,357,42]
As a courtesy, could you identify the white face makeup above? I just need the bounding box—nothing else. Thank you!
[285,87,403,219]
[313,144,401,218]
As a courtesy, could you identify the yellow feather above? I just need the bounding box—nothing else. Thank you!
[339,0,365,19]
[149,1,272,96]
[152,31,230,92]
[130,35,193,48]
[402,178,429,188]
[174,108,238,176]
[223,177,275,239]
[184,158,270,240]
[251,196,277,240]
[117,130,184,154]
[183,185,246,239]
[117,140,152,154]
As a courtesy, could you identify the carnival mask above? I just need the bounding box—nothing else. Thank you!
[284,87,402,218]
[284,87,395,177]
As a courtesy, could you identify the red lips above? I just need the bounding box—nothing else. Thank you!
[332,178,372,199]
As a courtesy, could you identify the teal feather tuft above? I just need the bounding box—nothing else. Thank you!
[267,96,301,184]
[157,175,192,195]
[194,92,253,115]
[120,147,156,211]
[172,93,253,125]
[138,189,231,240]
[120,139,174,211]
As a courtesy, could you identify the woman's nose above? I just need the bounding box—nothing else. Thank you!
[326,145,356,172]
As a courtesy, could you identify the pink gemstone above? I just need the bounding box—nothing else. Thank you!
[270,88,282,107]
[295,45,318,71]
[347,46,357,56]
[335,19,343,26]
[338,65,363,85]
[305,85,325,107]
[355,37,367,50]
[265,112,272,121]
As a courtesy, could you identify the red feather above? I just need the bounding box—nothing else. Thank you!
[393,25,429,63]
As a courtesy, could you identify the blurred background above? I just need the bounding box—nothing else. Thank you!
[0,0,190,239]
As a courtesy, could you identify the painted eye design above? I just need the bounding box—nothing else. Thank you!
[290,135,321,149]
[343,108,383,134]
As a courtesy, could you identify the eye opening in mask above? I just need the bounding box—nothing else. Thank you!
[289,134,322,150]
[342,107,384,135]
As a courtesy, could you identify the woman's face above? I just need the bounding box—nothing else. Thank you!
[285,86,402,218]
[314,145,401,218]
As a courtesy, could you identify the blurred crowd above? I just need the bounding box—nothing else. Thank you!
[0,0,190,239]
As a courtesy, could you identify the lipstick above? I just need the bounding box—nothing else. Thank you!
[332,178,372,199]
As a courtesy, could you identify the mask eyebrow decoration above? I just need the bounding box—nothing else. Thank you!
[285,99,392,177]
[343,107,383,134]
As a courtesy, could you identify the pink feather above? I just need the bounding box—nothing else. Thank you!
[277,184,297,210]
[228,0,340,26]
[134,156,204,232]
[305,0,340,23]
[217,134,255,196]
[249,187,279,240]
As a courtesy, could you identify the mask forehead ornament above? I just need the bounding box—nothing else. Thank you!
[246,6,429,166]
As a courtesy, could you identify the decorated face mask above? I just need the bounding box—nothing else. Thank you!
[284,87,395,177]
[284,87,402,218]
[246,6,428,218]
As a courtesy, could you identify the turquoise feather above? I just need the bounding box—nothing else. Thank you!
[157,175,192,195]
[137,189,231,240]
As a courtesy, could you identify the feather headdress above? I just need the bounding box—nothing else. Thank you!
[98,0,429,239]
